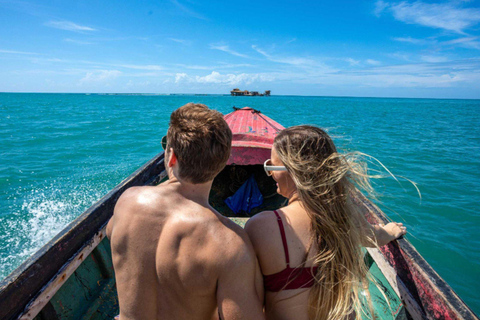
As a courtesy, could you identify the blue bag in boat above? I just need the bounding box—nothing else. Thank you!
[225,174,264,214]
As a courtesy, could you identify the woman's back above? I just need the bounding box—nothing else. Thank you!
[246,202,317,320]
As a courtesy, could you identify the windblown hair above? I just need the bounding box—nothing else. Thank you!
[273,125,375,320]
[167,103,232,184]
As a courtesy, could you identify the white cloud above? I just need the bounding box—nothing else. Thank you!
[420,55,449,63]
[175,71,274,85]
[285,59,480,88]
[0,49,38,55]
[376,1,480,34]
[169,38,191,45]
[353,73,464,88]
[272,57,480,89]
[251,45,269,57]
[175,73,189,83]
[374,0,389,17]
[393,35,480,50]
[174,64,211,70]
[210,45,250,58]
[251,45,319,67]
[79,70,121,83]
[45,21,96,32]
[64,38,93,45]
[443,37,480,49]
[346,58,360,66]
[118,64,163,71]
[366,59,381,65]
[174,63,254,70]
[169,0,208,20]
[388,52,413,61]
[393,36,428,44]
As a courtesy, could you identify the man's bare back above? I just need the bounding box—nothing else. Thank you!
[107,181,263,320]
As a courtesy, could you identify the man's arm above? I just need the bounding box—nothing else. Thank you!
[106,214,114,240]
[254,257,265,307]
[216,244,265,320]
[108,187,161,320]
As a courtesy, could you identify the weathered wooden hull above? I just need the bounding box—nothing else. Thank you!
[0,108,477,320]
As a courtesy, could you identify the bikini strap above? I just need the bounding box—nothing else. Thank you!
[273,210,290,267]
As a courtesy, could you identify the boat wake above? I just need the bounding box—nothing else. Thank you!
[0,182,108,280]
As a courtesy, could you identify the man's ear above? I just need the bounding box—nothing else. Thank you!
[168,148,177,167]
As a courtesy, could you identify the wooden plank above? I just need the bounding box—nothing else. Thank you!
[363,253,408,320]
[18,228,107,320]
[367,247,427,320]
[0,153,165,320]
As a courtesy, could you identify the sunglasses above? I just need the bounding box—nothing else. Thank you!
[161,135,167,150]
[264,159,287,176]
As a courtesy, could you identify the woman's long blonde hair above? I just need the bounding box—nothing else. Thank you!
[274,125,375,320]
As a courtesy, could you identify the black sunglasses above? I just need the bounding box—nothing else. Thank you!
[161,135,167,150]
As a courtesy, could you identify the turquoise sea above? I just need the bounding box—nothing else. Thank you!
[0,93,479,315]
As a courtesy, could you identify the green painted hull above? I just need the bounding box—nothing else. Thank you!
[33,237,118,320]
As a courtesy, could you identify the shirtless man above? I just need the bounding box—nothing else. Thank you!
[107,103,264,320]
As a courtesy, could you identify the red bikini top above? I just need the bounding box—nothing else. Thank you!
[263,211,318,292]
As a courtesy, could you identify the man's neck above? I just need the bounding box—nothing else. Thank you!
[165,176,213,207]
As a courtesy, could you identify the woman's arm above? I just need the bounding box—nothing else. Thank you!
[370,222,407,247]
[349,197,407,247]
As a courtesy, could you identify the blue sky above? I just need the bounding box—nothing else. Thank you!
[1,0,480,98]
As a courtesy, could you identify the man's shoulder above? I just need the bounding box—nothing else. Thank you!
[211,217,256,265]
[115,185,171,215]
[109,186,168,235]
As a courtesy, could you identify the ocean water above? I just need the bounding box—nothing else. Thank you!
[0,93,479,315]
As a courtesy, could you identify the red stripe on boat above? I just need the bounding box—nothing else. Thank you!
[224,107,285,165]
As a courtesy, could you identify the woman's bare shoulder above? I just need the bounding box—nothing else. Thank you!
[245,210,275,230]
[245,210,281,244]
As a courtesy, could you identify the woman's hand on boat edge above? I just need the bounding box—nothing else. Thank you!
[376,222,407,246]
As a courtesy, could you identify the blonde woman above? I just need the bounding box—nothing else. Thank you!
[245,125,406,320]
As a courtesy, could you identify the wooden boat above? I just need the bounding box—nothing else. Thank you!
[0,107,478,320]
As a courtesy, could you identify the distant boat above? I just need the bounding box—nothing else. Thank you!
[0,107,477,320]
[230,88,271,96]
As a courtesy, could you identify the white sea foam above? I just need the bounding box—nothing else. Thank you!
[0,183,108,279]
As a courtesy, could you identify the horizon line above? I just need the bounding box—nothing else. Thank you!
[0,91,479,101]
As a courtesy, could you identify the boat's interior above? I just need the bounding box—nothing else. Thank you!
[210,164,287,217]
